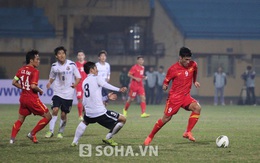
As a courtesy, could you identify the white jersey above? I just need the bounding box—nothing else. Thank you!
[82,74,120,118]
[49,59,81,100]
[96,62,111,81]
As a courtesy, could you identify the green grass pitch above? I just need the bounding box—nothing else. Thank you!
[0,104,260,162]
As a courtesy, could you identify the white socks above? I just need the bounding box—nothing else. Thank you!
[58,119,67,133]
[106,122,124,140]
[72,122,87,144]
[49,115,57,133]
[49,115,67,134]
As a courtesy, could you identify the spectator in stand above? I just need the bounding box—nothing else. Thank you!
[119,67,130,101]
[213,66,227,106]
[241,65,256,105]
[145,66,157,105]
[155,66,166,104]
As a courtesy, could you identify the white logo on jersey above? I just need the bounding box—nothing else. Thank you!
[185,71,188,77]
[80,67,84,72]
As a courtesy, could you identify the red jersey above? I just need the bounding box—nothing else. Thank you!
[15,65,39,98]
[129,64,145,88]
[163,61,197,98]
[76,61,87,88]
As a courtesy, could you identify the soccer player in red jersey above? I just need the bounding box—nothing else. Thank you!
[75,51,87,120]
[123,56,150,118]
[10,50,52,144]
[144,47,201,145]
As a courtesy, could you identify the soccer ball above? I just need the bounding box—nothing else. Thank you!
[216,135,229,148]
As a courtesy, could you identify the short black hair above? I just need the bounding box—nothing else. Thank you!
[179,47,192,57]
[137,55,143,60]
[26,50,39,64]
[54,46,67,56]
[98,50,107,57]
[247,65,252,70]
[77,50,85,54]
[84,61,96,74]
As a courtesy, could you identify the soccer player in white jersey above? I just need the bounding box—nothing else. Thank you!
[71,61,127,146]
[96,50,111,98]
[45,46,81,139]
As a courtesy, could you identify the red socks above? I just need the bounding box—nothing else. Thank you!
[124,101,146,114]
[31,118,50,135]
[78,102,83,117]
[11,120,22,139]
[148,119,164,138]
[124,102,130,111]
[146,112,200,140]
[186,112,200,132]
[140,102,146,113]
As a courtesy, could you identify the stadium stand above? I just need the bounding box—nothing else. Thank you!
[159,0,260,39]
[0,7,55,38]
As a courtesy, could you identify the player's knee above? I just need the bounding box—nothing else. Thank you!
[119,115,126,124]
[45,112,52,120]
[129,98,135,102]
[52,107,59,115]
[18,117,25,123]
[18,114,26,123]
[193,103,201,113]
[140,96,146,102]
[162,115,172,123]
[60,113,67,120]
[78,98,82,103]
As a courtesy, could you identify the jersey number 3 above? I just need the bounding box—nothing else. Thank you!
[84,83,90,98]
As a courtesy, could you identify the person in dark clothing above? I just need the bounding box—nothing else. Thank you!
[119,67,130,101]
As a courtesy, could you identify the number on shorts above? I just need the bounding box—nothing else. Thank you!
[84,83,90,98]
[168,107,172,114]
[132,92,136,96]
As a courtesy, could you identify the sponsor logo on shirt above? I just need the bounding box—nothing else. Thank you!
[185,71,188,77]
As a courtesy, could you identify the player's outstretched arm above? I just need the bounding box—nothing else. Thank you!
[98,76,126,92]
[119,87,127,93]
[107,92,117,100]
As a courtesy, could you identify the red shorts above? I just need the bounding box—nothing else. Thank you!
[76,85,83,99]
[164,94,197,116]
[19,97,49,116]
[128,85,145,98]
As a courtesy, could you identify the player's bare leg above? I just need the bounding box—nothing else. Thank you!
[140,95,150,118]
[144,115,172,145]
[183,102,201,142]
